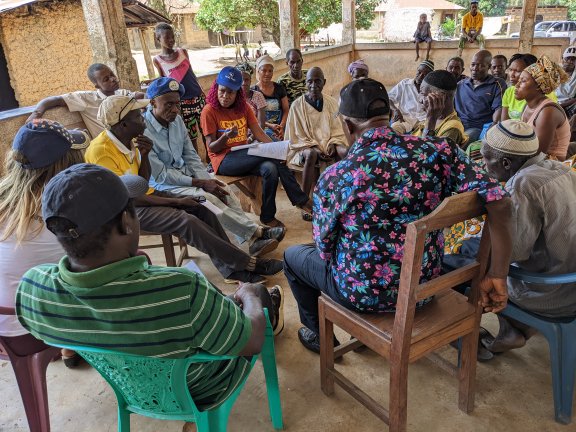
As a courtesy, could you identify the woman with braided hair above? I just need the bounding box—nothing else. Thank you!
[516,55,571,159]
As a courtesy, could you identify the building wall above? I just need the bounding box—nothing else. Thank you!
[0,1,93,107]
[506,6,568,35]
[178,14,210,48]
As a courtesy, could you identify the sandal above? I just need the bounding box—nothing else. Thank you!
[62,353,83,369]
[301,210,313,222]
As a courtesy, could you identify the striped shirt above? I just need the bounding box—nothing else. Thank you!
[15,255,252,409]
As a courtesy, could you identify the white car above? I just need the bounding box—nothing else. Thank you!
[510,20,576,43]
[511,20,576,43]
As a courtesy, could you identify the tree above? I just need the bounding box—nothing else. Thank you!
[194,0,380,46]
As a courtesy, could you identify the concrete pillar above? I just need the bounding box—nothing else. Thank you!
[518,0,537,53]
[342,0,356,46]
[279,0,299,55]
[139,28,155,79]
[80,0,140,90]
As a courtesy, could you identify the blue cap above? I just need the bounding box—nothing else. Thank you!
[12,119,90,169]
[42,164,149,238]
[216,66,243,91]
[146,77,185,99]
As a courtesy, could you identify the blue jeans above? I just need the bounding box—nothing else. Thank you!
[464,127,482,145]
[218,149,308,223]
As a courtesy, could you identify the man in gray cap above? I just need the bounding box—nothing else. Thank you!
[479,120,576,353]
[15,163,282,411]
[284,78,513,354]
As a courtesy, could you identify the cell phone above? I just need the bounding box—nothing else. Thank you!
[194,196,207,203]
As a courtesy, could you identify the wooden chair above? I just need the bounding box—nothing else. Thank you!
[216,175,263,215]
[139,233,190,267]
[318,191,490,432]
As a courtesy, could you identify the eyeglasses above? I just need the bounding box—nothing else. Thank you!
[118,98,136,125]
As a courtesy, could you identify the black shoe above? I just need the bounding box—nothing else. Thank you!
[249,238,279,257]
[269,285,284,336]
[297,327,340,354]
[224,271,266,284]
[261,226,286,243]
[254,258,284,276]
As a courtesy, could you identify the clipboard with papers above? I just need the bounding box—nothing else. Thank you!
[231,140,289,161]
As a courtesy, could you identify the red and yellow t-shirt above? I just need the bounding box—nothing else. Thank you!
[200,104,258,173]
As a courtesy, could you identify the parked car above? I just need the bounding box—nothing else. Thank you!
[511,21,576,43]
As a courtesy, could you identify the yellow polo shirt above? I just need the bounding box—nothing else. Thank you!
[85,130,154,195]
[462,12,483,33]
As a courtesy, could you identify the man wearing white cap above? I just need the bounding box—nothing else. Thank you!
[556,46,576,119]
[480,120,576,353]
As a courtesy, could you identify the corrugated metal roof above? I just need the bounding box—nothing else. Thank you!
[0,0,40,14]
[0,0,170,27]
[122,0,170,27]
[142,0,200,15]
[376,0,465,12]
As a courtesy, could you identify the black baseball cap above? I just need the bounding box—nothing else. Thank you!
[338,78,390,119]
[42,164,149,238]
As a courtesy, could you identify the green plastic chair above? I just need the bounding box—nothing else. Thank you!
[53,310,283,432]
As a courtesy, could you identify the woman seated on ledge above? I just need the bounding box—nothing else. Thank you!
[200,66,312,228]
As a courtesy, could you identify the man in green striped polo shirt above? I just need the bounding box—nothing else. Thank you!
[16,163,281,410]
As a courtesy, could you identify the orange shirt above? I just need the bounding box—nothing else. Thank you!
[200,104,259,173]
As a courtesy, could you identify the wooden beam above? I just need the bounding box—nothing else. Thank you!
[518,0,537,53]
[279,0,299,55]
[80,0,140,90]
[138,28,155,79]
[342,0,356,45]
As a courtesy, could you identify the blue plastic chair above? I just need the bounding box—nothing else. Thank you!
[478,122,493,140]
[52,310,283,432]
[502,266,576,425]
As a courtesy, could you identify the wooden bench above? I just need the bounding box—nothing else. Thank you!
[216,174,263,216]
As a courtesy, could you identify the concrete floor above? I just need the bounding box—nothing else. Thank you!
[1,189,574,432]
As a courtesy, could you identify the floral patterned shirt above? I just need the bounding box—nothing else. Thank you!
[313,126,507,313]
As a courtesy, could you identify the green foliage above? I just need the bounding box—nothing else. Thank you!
[440,17,456,38]
[450,0,507,17]
[195,0,380,44]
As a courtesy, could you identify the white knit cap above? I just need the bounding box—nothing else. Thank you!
[563,46,576,59]
[485,120,539,156]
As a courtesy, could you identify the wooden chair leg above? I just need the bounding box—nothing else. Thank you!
[161,234,177,267]
[319,299,335,396]
[458,330,478,413]
[176,238,189,267]
[389,358,409,432]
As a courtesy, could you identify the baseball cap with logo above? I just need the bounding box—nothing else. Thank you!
[146,77,185,99]
[338,78,390,119]
[97,95,149,129]
[216,66,243,91]
[42,163,149,238]
[12,119,90,169]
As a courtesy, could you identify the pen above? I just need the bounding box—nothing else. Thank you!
[218,129,229,132]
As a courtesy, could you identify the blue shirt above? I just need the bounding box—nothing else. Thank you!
[454,75,506,130]
[143,109,210,191]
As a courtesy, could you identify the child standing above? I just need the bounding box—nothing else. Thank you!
[413,14,432,61]
[242,41,250,62]
[153,23,205,152]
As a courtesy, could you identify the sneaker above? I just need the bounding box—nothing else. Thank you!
[254,258,284,276]
[261,226,286,243]
[249,238,279,257]
[268,285,284,336]
[224,271,266,284]
[297,327,340,354]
